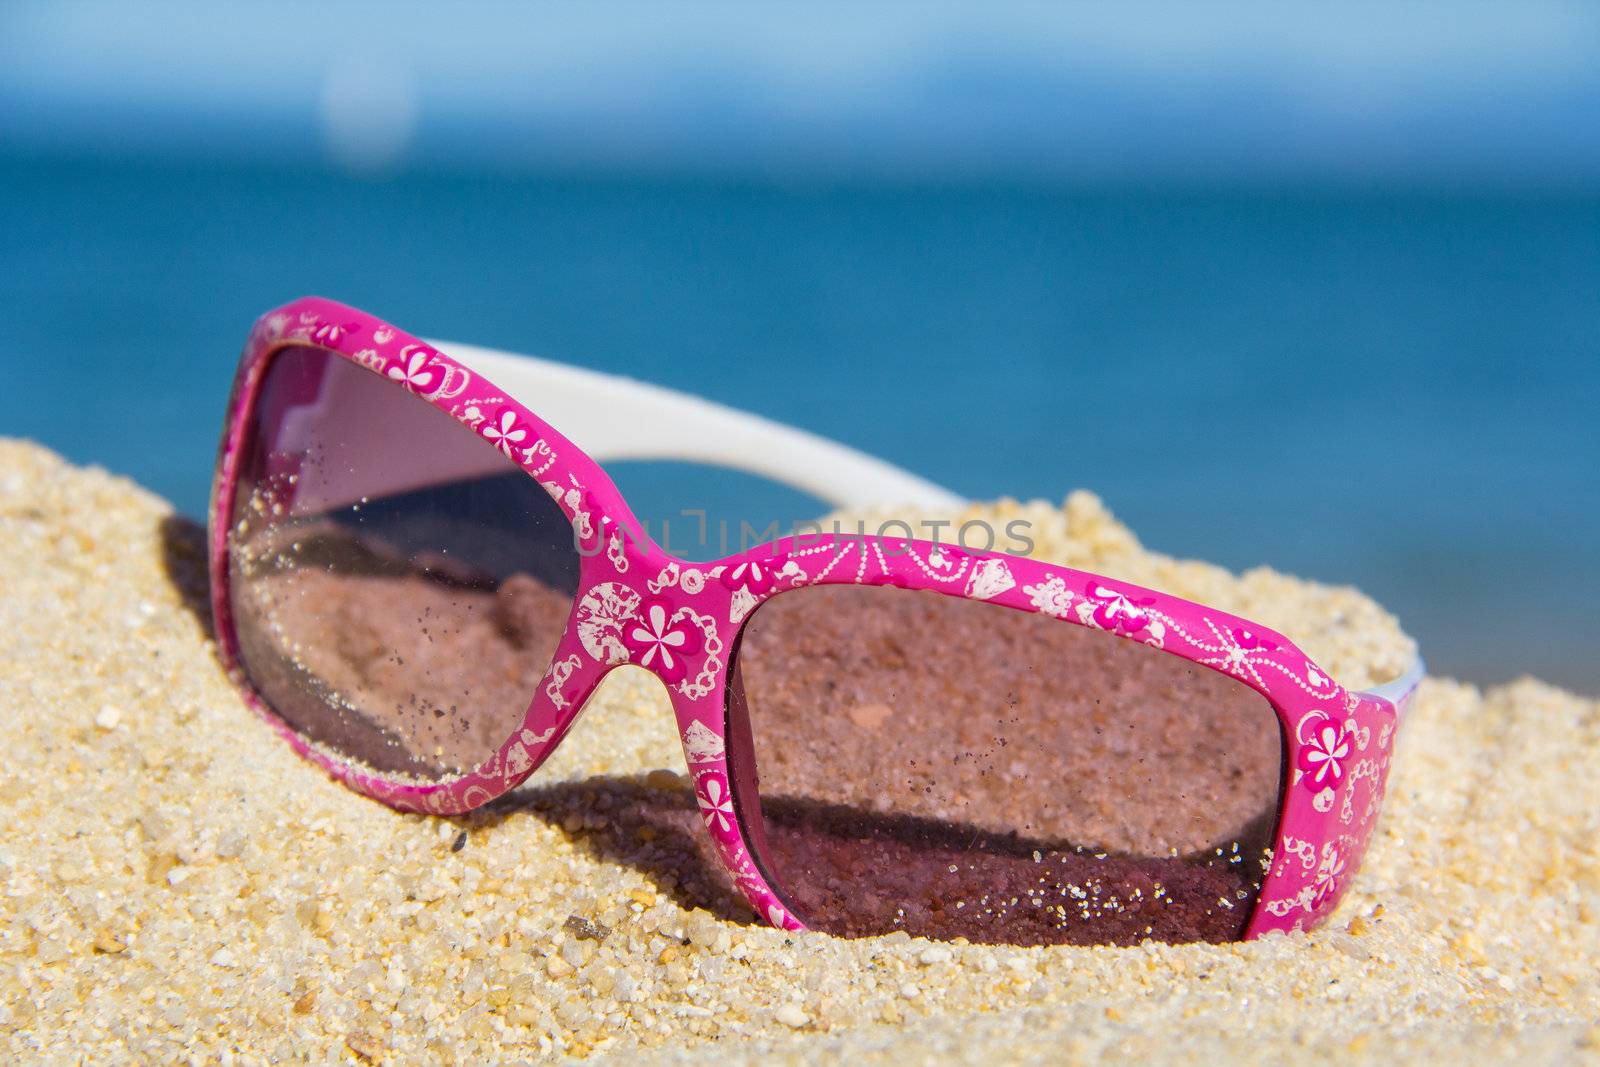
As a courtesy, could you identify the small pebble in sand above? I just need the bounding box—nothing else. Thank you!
[565,915,611,942]
[775,1003,810,1029]
[92,932,127,954]
[94,704,121,730]
[345,1032,383,1062]
[848,702,894,729]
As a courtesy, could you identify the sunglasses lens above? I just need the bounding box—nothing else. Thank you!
[727,583,1283,946]
[225,345,580,781]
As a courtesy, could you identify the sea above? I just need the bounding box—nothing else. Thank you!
[1,156,1595,691]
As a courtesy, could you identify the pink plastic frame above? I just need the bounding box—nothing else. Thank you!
[210,297,1420,939]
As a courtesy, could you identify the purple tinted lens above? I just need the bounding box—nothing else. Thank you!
[727,585,1284,947]
[226,345,579,781]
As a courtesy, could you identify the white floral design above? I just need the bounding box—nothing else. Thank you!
[308,320,353,345]
[624,602,699,681]
[1300,718,1352,787]
[1022,575,1074,618]
[480,410,527,457]
[697,776,735,833]
[386,345,441,392]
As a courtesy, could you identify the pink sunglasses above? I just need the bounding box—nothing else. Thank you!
[210,297,1424,947]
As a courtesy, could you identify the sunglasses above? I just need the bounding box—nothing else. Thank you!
[210,296,1424,948]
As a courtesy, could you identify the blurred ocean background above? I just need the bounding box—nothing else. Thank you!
[1,2,1596,691]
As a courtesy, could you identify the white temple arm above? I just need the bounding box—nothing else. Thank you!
[1362,655,1426,721]
[427,339,968,512]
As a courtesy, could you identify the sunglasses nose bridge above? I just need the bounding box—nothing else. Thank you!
[571,520,741,691]
[631,578,735,687]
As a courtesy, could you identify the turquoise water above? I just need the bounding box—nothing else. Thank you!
[1,157,1595,691]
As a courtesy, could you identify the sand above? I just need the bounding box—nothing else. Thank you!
[0,438,1595,1064]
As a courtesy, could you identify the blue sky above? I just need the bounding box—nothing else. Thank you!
[2,1,1599,184]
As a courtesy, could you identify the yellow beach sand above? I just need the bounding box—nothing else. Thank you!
[0,439,1595,1064]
